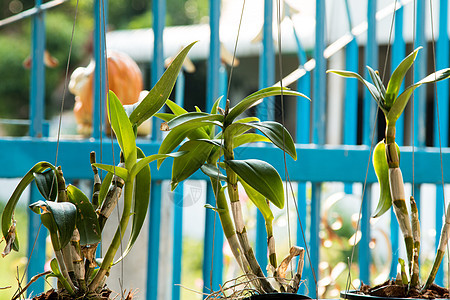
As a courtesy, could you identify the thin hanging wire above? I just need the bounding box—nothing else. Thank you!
[344,0,398,294]
[411,0,416,194]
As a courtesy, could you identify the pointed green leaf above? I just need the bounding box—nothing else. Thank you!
[166,99,188,115]
[131,152,187,177]
[66,185,101,245]
[387,68,450,123]
[239,178,273,222]
[157,120,219,168]
[367,66,386,98]
[171,140,217,190]
[233,133,271,148]
[327,70,383,107]
[372,141,392,218]
[107,90,137,168]
[98,171,113,207]
[385,47,421,107]
[155,112,177,122]
[201,164,227,181]
[115,148,151,264]
[50,258,62,276]
[167,112,224,130]
[34,168,57,201]
[129,41,197,126]
[92,163,129,181]
[240,121,297,160]
[2,162,56,252]
[225,87,309,125]
[29,200,76,249]
[225,159,284,209]
[210,97,222,115]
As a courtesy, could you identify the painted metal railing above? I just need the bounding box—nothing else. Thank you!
[1,0,450,299]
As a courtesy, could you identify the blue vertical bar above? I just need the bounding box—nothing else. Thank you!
[202,184,223,297]
[93,0,107,139]
[389,209,399,278]
[206,0,220,113]
[172,73,185,300]
[257,0,275,121]
[172,184,183,300]
[293,24,311,144]
[151,0,165,141]
[313,0,326,145]
[414,0,426,148]
[434,0,448,285]
[147,181,162,300]
[293,28,311,295]
[256,0,275,273]
[343,39,358,147]
[27,185,47,296]
[359,186,371,284]
[29,0,45,138]
[363,0,378,146]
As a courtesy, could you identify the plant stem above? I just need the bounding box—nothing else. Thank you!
[385,132,414,271]
[223,137,276,293]
[71,229,86,291]
[89,178,134,292]
[423,201,450,290]
[97,170,125,231]
[410,196,420,288]
[209,178,261,292]
[90,152,102,209]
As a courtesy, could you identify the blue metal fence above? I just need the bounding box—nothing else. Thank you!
[1,0,450,299]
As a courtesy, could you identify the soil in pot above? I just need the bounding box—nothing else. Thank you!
[29,288,135,300]
[245,293,311,300]
[341,280,450,299]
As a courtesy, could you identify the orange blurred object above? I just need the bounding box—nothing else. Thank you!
[69,51,143,135]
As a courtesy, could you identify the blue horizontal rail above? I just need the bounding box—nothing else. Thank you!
[1,138,450,184]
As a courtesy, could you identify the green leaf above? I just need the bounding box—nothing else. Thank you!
[131,152,187,177]
[92,163,128,181]
[201,164,227,181]
[372,141,393,218]
[367,66,386,98]
[225,159,284,209]
[29,200,77,249]
[34,168,57,201]
[115,148,151,264]
[166,99,188,115]
[233,133,271,148]
[154,112,177,122]
[129,41,197,126]
[210,97,223,115]
[66,185,101,245]
[225,87,309,125]
[98,171,113,207]
[2,162,56,252]
[50,258,62,276]
[235,121,297,160]
[385,47,421,107]
[157,120,219,168]
[327,69,385,111]
[387,68,450,123]
[107,90,137,168]
[239,178,273,222]
[171,140,217,190]
[167,112,224,130]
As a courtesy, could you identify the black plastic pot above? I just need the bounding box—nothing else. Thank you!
[246,293,311,300]
[340,290,450,300]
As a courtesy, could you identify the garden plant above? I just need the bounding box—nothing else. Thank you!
[156,86,309,298]
[1,42,196,300]
[328,47,450,298]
